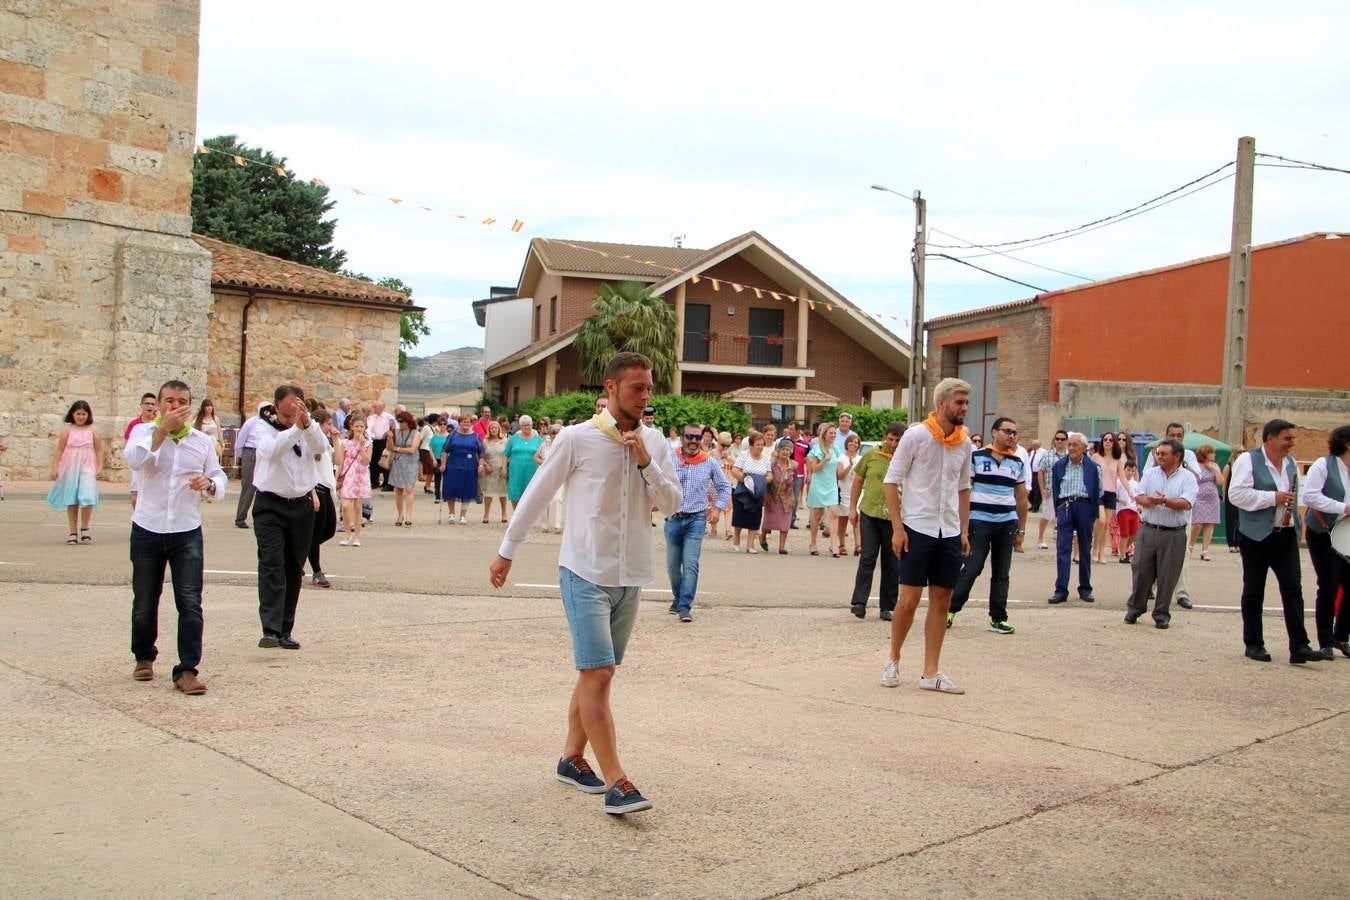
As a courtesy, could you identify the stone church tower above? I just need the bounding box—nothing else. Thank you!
[0,0,209,480]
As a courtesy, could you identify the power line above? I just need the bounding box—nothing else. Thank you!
[927,226,1093,282]
[930,253,1048,293]
[951,172,1234,260]
[1255,152,1350,176]
[926,161,1235,251]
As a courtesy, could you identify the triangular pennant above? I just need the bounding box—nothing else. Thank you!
[691,274,701,284]
[732,283,743,293]
[390,198,402,204]
[511,219,524,232]
[312,177,325,186]
[274,166,286,177]
[753,288,762,298]
[352,188,365,196]
[233,155,246,167]
[711,279,720,291]
[482,217,496,225]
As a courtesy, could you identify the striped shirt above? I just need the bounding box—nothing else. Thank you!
[969,448,1025,524]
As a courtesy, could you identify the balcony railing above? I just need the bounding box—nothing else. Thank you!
[682,333,807,367]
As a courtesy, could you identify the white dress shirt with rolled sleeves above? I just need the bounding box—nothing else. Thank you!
[498,418,682,587]
[1228,448,1291,513]
[126,427,227,534]
[883,422,973,540]
[1303,455,1350,524]
[252,421,326,499]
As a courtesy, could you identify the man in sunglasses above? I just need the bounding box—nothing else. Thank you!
[664,424,732,622]
[948,417,1028,634]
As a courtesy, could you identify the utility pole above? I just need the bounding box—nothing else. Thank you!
[1218,136,1255,447]
[908,191,927,426]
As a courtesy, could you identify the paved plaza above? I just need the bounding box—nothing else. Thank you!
[1,485,1347,898]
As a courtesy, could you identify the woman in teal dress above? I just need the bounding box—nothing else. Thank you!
[805,423,840,556]
[503,415,544,511]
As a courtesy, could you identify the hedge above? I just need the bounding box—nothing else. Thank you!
[817,404,907,441]
[499,391,751,436]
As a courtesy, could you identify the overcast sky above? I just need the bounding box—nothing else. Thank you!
[196,1,1349,356]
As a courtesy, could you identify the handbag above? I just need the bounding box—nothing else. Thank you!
[378,446,394,471]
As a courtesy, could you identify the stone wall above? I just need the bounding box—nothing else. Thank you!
[208,290,403,424]
[0,0,207,481]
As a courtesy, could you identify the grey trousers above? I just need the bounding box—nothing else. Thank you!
[1127,524,1186,622]
[234,447,257,526]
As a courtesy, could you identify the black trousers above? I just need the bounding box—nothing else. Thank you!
[1028,473,1043,514]
[370,437,387,488]
[1239,528,1310,652]
[130,523,204,681]
[234,447,256,526]
[951,518,1017,621]
[1307,529,1350,648]
[850,513,898,613]
[307,484,337,575]
[255,491,315,639]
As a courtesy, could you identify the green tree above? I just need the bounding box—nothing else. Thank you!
[819,404,907,441]
[191,134,346,272]
[341,272,426,371]
[574,282,677,389]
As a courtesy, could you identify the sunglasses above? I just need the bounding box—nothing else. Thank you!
[683,433,702,442]
[999,428,1018,436]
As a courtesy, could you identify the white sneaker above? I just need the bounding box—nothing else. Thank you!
[881,660,900,688]
[339,536,350,546]
[1037,542,1048,550]
[459,514,467,525]
[918,672,964,694]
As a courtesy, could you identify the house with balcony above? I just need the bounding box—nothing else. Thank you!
[474,231,911,423]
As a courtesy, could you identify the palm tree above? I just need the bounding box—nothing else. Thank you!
[575,281,677,389]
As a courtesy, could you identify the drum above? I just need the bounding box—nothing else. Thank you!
[1330,518,1350,562]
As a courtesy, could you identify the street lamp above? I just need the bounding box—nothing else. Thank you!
[871,184,927,427]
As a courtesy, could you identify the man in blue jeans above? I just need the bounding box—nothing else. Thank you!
[949,416,1028,633]
[124,380,227,696]
[490,353,681,816]
[1049,432,1101,604]
[666,422,732,622]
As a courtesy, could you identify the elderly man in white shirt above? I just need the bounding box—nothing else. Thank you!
[1123,438,1197,629]
[1302,423,1350,657]
[1143,422,1202,609]
[490,353,681,817]
[125,380,227,696]
[880,377,973,695]
[1229,418,1324,665]
[252,385,327,651]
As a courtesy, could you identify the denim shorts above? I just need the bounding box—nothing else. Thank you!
[559,567,641,670]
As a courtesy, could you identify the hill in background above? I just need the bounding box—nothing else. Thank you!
[400,346,484,394]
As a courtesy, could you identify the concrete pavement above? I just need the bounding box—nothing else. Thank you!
[1,486,1347,897]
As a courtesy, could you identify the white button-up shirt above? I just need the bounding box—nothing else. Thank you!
[1303,455,1349,525]
[1136,463,1198,528]
[252,421,326,499]
[125,426,227,534]
[498,415,682,587]
[1229,448,1291,511]
[883,422,972,540]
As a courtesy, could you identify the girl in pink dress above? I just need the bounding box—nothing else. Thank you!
[337,414,373,546]
[47,400,103,544]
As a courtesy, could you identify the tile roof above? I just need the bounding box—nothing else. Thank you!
[532,238,708,279]
[721,387,841,406]
[192,235,415,307]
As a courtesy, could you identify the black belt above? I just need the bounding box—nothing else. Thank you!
[670,510,705,519]
[259,490,311,504]
[1143,522,1184,531]
[1061,496,1092,503]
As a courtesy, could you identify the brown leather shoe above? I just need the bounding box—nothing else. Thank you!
[133,660,153,681]
[174,672,207,695]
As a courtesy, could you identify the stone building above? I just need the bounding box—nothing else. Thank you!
[475,232,911,424]
[0,2,413,481]
[924,232,1350,457]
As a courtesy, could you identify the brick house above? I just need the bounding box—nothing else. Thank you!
[924,232,1350,454]
[475,232,911,423]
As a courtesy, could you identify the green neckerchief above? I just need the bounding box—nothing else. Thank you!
[154,416,191,442]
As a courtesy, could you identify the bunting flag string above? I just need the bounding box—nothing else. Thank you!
[193,143,525,233]
[544,238,909,331]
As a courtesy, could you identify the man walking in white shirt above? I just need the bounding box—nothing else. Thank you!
[1123,439,1197,629]
[252,385,326,650]
[880,378,973,694]
[125,380,227,696]
[489,353,681,815]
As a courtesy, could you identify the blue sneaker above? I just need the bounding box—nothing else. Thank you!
[555,756,607,794]
[603,778,653,815]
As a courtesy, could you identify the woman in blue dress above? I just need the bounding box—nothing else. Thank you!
[503,415,544,512]
[438,413,484,525]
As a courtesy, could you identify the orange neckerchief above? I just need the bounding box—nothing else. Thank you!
[678,448,709,466]
[922,412,968,447]
[988,444,1019,460]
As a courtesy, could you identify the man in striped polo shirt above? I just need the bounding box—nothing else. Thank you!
[949,416,1029,634]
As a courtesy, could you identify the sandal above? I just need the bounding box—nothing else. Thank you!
[481,517,489,524]
[853,547,862,556]
[1200,552,1211,561]
[810,549,820,556]
[830,549,840,558]
[66,532,78,545]
[79,528,92,544]
[778,549,789,555]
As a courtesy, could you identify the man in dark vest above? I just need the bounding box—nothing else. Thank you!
[1302,424,1350,658]
[1228,418,1325,664]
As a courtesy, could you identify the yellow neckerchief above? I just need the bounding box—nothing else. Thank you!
[590,407,625,444]
[922,412,967,447]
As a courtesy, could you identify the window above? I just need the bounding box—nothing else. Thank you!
[956,339,998,439]
[512,385,520,406]
[549,296,557,334]
[770,404,786,422]
[683,303,711,362]
[747,308,784,366]
[533,305,541,342]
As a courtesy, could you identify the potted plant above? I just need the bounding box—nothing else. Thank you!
[700,329,719,342]
[732,334,751,345]
[766,333,784,346]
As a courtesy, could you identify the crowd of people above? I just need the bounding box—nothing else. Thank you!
[31,366,1349,817]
